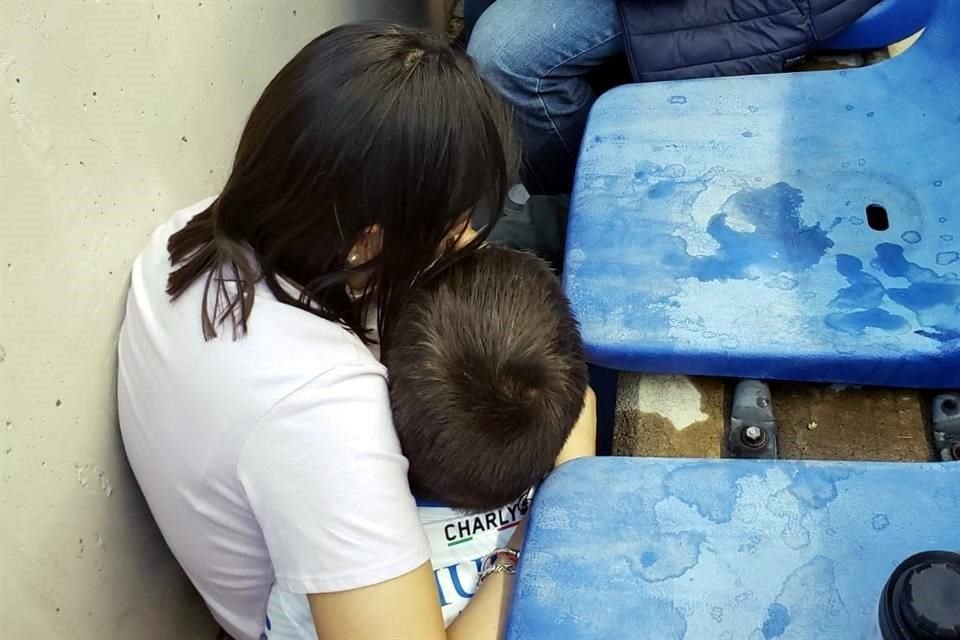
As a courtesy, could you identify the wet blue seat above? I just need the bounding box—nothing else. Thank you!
[564,0,959,388]
[505,457,959,640]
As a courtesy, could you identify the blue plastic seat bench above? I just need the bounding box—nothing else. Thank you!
[564,0,959,390]
[505,457,960,639]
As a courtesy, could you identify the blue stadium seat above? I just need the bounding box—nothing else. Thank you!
[563,0,958,388]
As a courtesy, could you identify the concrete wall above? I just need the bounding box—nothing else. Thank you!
[0,2,441,637]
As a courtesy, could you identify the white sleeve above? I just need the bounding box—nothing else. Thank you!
[237,364,431,594]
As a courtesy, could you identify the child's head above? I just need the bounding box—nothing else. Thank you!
[386,246,589,512]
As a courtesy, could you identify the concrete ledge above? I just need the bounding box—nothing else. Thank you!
[614,376,932,461]
[771,383,932,461]
[614,374,726,458]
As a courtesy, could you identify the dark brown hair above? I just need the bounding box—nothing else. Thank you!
[166,22,517,342]
[385,246,588,512]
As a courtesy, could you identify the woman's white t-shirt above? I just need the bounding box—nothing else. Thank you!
[265,493,531,638]
[117,198,430,640]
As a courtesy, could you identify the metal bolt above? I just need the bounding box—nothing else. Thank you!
[757,397,770,408]
[741,425,767,448]
[942,398,959,417]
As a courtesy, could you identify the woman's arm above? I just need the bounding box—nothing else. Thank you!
[309,504,528,640]
[308,553,519,640]
[308,564,446,639]
[306,389,595,640]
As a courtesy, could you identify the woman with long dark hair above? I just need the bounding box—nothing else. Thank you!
[118,22,532,640]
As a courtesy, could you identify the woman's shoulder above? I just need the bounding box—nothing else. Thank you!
[246,293,384,374]
[142,197,385,375]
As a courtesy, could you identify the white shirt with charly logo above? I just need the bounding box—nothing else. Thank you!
[422,491,531,625]
[264,492,531,638]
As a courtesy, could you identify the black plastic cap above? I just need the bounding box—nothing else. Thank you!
[880,551,960,640]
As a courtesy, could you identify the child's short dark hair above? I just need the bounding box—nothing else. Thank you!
[386,246,588,512]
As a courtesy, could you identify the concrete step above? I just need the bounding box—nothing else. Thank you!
[614,374,726,458]
[614,374,933,461]
[772,383,932,461]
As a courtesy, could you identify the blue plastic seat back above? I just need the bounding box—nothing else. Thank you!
[563,0,959,388]
[823,0,935,50]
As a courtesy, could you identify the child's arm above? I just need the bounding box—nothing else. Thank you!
[554,387,597,467]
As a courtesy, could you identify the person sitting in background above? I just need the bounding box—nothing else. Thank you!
[467,0,881,195]
[264,246,596,637]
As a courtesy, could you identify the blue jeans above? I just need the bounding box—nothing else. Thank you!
[468,0,624,195]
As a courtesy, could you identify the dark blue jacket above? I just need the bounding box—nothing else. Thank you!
[618,0,882,81]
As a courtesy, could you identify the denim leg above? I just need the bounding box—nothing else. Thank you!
[468,0,623,195]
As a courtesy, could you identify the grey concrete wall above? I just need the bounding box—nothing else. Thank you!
[0,1,441,637]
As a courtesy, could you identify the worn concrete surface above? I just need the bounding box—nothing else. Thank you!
[772,384,933,461]
[614,376,934,462]
[613,374,726,458]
